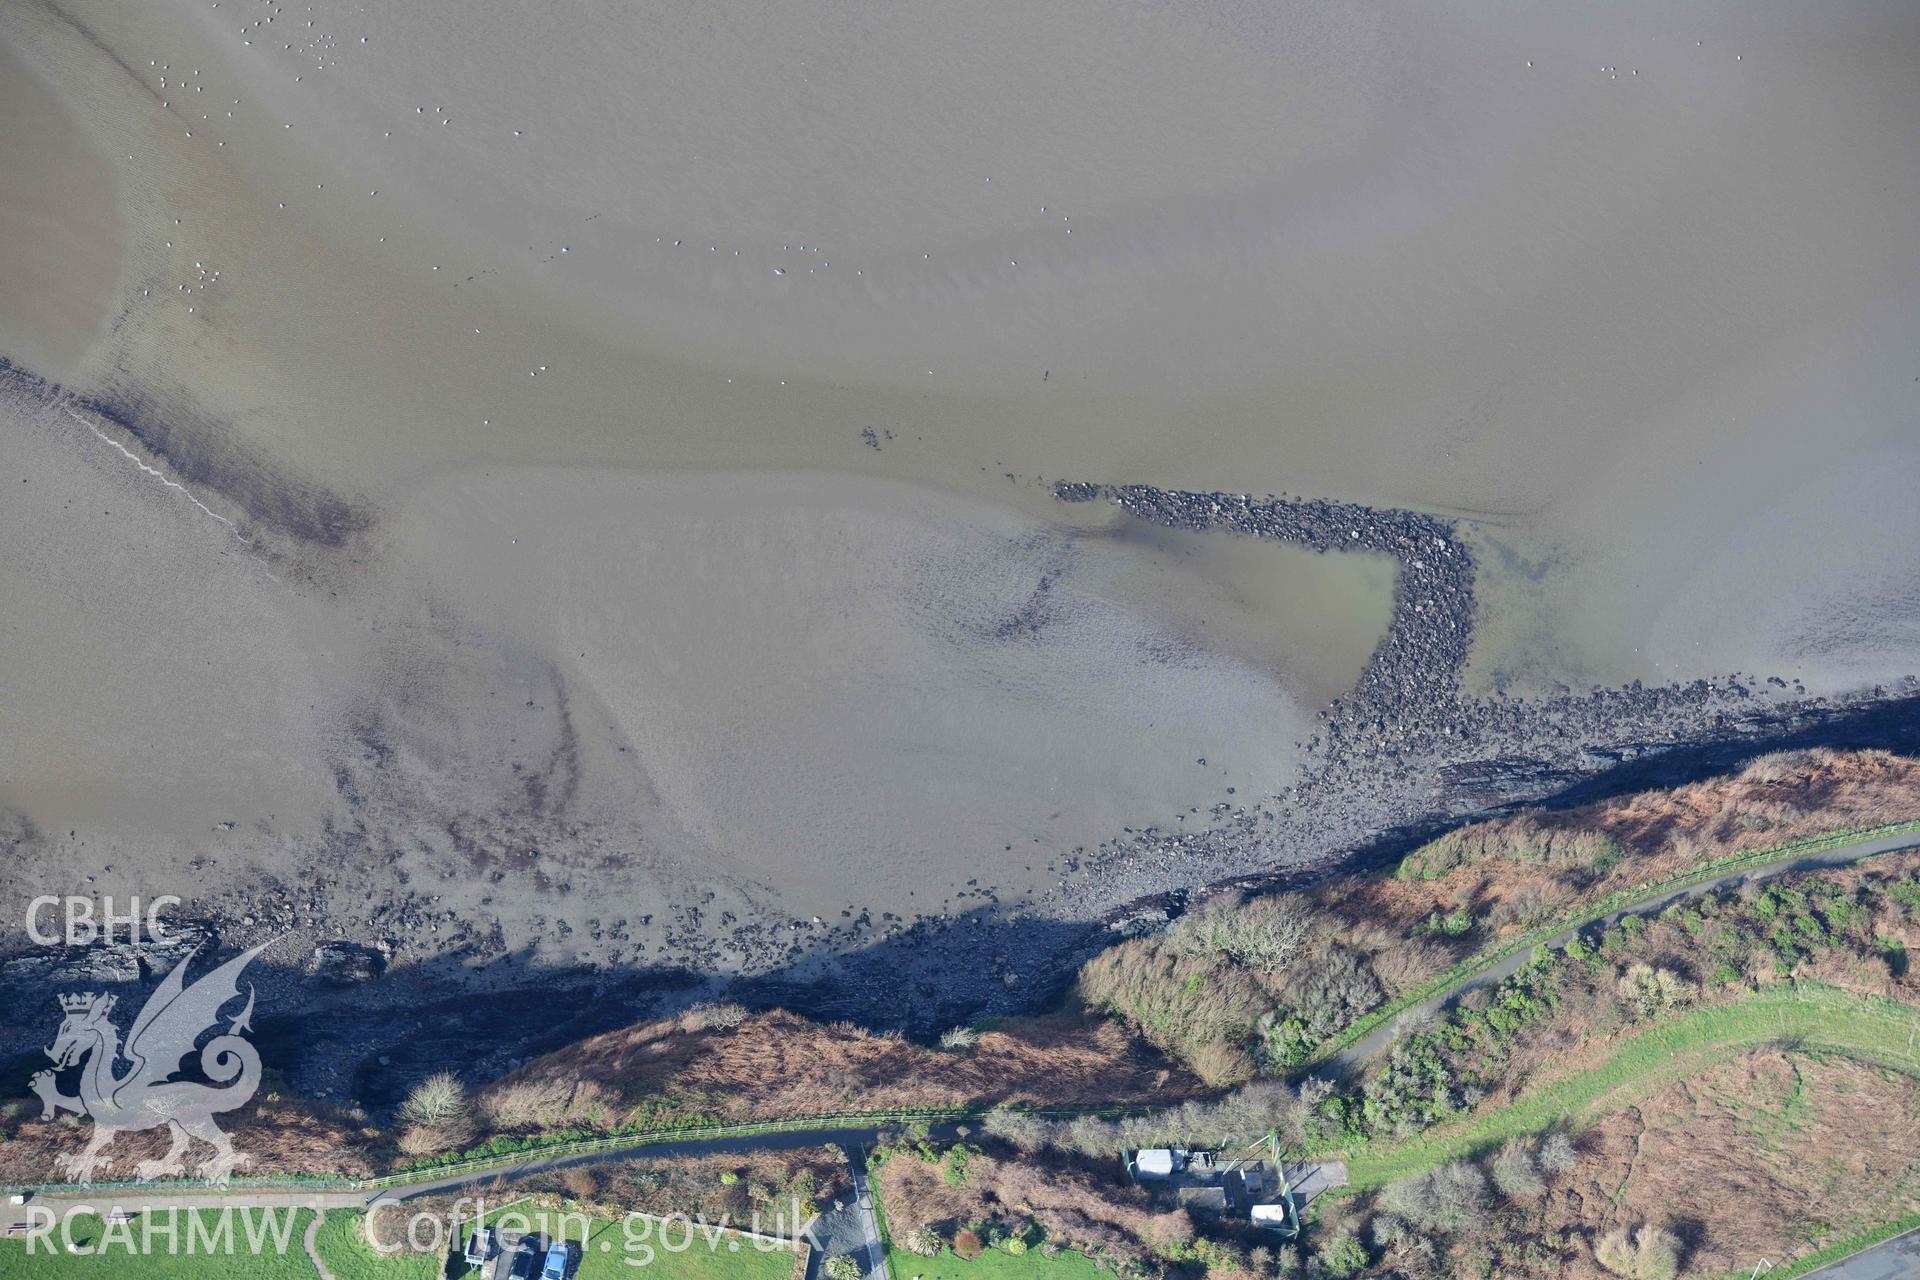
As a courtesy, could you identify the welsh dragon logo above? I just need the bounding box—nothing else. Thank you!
[31,940,273,1184]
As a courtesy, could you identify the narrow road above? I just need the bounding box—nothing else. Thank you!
[12,1126,962,1244]
[1801,1226,1920,1280]
[21,1188,364,1216]
[378,1126,907,1205]
[1322,830,1920,1078]
[844,1147,892,1280]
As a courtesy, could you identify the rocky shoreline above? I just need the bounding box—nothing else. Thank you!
[1055,482,1476,755]
[771,484,1919,1030]
[6,477,1919,1104]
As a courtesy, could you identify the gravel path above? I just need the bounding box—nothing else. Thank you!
[303,1211,335,1280]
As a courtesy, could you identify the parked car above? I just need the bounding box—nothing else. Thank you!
[506,1239,540,1280]
[541,1241,576,1279]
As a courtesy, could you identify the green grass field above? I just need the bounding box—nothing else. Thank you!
[1335,981,1920,1188]
[312,1209,442,1280]
[884,1242,1113,1280]
[0,1209,317,1279]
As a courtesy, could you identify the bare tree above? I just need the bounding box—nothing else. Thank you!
[1539,1131,1578,1175]
[1490,1140,1544,1201]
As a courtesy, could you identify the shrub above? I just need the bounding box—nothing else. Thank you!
[824,1255,862,1280]
[1003,1237,1028,1255]
[1397,818,1626,880]
[1060,1114,1122,1157]
[1114,1080,1312,1154]
[478,1080,567,1131]
[1594,1225,1681,1280]
[1424,909,1475,938]
[1490,1140,1543,1201]
[1167,895,1311,975]
[1590,840,1625,877]
[1076,939,1267,1085]
[398,1072,468,1125]
[952,1230,984,1260]
[396,1071,475,1154]
[942,1145,974,1186]
[980,1106,1052,1153]
[397,1121,471,1156]
[1376,1161,1487,1234]
[1368,935,1453,995]
[1617,963,1692,1017]
[1285,947,1385,1042]
[1359,1034,1457,1136]
[1638,1227,1682,1279]
[1538,1131,1578,1175]
[477,1078,627,1135]
[939,1026,979,1051]
[1188,1039,1258,1085]
[684,1001,749,1031]
[1397,833,1470,880]
[1486,889,1546,931]
[1316,1231,1368,1278]
[901,1227,942,1257]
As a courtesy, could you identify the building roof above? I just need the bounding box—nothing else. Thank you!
[1135,1149,1177,1177]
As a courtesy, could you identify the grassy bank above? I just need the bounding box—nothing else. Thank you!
[1308,821,1920,1071]
[312,1210,440,1279]
[0,1108,984,1197]
[1330,982,1920,1189]
[0,1210,317,1279]
[886,1241,1113,1280]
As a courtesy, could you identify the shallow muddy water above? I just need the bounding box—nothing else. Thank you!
[0,40,120,378]
[2,0,1918,974]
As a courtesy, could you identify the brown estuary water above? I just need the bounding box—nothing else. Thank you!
[1,0,1918,987]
